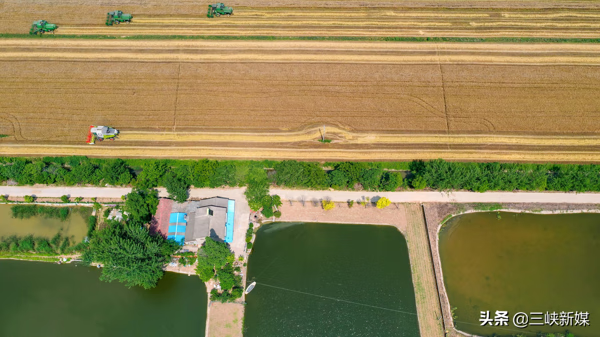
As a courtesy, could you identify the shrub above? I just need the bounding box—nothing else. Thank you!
[376,197,391,209]
[411,176,427,190]
[274,211,281,218]
[23,195,35,203]
[0,195,8,203]
[322,200,335,211]
[381,172,402,191]
[75,197,83,203]
[61,195,70,203]
[348,200,354,208]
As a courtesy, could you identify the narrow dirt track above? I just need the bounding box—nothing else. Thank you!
[1,39,599,161]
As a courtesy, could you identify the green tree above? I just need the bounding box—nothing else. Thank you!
[217,264,236,291]
[328,170,348,189]
[135,160,168,189]
[101,159,132,186]
[244,167,270,211]
[334,162,367,186]
[124,189,159,225]
[23,195,35,203]
[380,172,402,191]
[202,237,233,269]
[191,159,218,188]
[61,195,70,203]
[163,172,189,202]
[209,164,237,188]
[411,176,427,190]
[82,220,179,289]
[359,168,383,191]
[196,237,240,301]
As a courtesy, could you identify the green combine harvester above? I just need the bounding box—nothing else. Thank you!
[106,10,133,26]
[207,3,233,17]
[29,20,58,35]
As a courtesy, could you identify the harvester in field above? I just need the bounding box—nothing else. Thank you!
[30,20,58,35]
[106,10,133,26]
[207,3,233,17]
[87,126,119,144]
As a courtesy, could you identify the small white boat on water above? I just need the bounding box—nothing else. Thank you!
[245,282,256,294]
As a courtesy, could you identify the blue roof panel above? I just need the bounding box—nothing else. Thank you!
[225,200,235,243]
[169,213,187,224]
[168,224,186,234]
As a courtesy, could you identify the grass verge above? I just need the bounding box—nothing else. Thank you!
[0,253,60,262]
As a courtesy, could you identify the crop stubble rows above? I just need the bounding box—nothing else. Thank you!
[1,40,599,143]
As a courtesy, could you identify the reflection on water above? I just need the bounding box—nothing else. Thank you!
[0,204,87,241]
[244,222,420,337]
[0,260,207,337]
[440,212,600,337]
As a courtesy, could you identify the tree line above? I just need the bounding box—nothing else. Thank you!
[0,156,599,194]
[0,231,85,255]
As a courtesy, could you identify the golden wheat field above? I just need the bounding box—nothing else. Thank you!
[4,5,600,37]
[0,39,599,161]
[2,39,600,140]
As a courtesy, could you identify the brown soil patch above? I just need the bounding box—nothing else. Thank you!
[276,199,408,233]
[207,302,244,337]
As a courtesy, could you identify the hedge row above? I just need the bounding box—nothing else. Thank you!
[0,156,598,193]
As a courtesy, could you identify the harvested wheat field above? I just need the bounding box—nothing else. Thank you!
[0,39,599,161]
[5,5,600,38]
[49,8,600,38]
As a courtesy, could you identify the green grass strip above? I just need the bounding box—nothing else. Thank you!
[0,253,60,262]
[2,33,600,43]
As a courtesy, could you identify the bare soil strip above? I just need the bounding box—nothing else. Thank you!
[404,204,445,337]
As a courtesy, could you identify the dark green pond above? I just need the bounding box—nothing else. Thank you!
[244,222,420,337]
[440,212,600,337]
[0,260,207,337]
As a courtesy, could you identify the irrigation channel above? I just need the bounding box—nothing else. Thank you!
[439,212,600,337]
[0,204,88,241]
[0,260,207,337]
[244,222,420,337]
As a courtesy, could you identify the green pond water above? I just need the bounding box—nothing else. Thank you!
[0,204,87,242]
[0,260,207,337]
[244,222,420,337]
[440,212,600,337]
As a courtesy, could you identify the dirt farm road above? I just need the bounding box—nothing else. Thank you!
[2,186,599,204]
[1,39,600,162]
